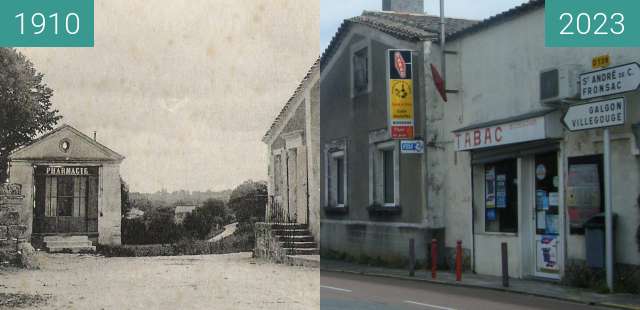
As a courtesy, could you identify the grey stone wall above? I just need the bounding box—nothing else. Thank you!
[0,184,28,262]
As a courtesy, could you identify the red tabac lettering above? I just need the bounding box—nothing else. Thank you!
[473,130,481,146]
[484,128,492,145]
[495,127,503,142]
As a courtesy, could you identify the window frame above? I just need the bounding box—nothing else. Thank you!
[369,137,400,208]
[350,39,372,98]
[324,139,348,208]
[483,159,519,234]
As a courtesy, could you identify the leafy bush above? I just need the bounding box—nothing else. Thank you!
[182,198,233,239]
[228,180,267,224]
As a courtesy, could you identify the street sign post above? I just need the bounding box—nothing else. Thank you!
[562,97,626,131]
[580,62,640,100]
[563,97,627,292]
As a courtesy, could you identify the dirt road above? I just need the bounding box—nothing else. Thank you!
[0,252,319,309]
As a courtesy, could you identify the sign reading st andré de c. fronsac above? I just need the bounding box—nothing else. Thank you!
[563,97,626,132]
[580,62,640,100]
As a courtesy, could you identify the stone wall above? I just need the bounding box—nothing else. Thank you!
[0,183,28,264]
[254,223,288,263]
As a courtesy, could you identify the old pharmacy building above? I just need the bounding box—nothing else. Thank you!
[8,125,124,250]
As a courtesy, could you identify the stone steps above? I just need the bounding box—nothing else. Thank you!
[44,235,95,253]
[269,223,318,256]
[278,241,317,249]
[271,229,310,236]
[281,247,320,255]
[275,235,314,242]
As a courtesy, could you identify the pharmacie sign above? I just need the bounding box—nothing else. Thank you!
[387,49,415,139]
[454,116,547,151]
[45,166,93,176]
[563,97,626,131]
[580,62,640,100]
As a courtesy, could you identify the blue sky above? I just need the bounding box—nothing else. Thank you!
[321,0,531,49]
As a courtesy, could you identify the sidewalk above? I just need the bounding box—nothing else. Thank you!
[321,259,640,310]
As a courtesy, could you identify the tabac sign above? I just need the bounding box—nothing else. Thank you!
[388,50,415,139]
[454,116,547,151]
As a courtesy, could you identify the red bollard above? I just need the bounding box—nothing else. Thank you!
[455,240,462,281]
[431,239,437,279]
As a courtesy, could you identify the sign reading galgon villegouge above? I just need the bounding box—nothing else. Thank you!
[388,50,415,139]
[562,97,626,131]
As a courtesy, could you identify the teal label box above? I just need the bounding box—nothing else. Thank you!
[546,0,640,47]
[0,0,94,47]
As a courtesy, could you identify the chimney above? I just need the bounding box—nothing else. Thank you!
[93,131,97,141]
[382,0,424,13]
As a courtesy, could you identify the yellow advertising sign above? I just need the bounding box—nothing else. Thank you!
[389,79,414,120]
[388,49,415,139]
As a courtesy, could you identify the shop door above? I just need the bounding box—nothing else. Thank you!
[33,167,99,234]
[533,152,562,279]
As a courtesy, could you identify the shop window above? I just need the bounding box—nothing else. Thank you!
[484,159,518,233]
[327,150,347,207]
[372,140,399,207]
[352,46,370,96]
[534,152,560,236]
[567,155,604,234]
[45,176,88,217]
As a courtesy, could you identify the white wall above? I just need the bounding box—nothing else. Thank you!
[98,163,122,245]
[425,6,640,274]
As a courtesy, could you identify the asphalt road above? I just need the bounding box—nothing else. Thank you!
[321,271,610,310]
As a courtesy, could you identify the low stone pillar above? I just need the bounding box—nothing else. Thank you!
[0,183,34,267]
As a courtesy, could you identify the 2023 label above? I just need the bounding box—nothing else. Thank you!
[546,0,640,47]
[0,0,93,47]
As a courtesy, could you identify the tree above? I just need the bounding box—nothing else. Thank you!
[121,178,131,219]
[0,48,62,181]
[228,180,267,224]
[182,198,232,239]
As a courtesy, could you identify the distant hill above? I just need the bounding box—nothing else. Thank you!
[130,189,232,210]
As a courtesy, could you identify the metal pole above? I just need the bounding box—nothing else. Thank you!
[604,128,613,291]
[440,0,446,89]
[501,242,509,287]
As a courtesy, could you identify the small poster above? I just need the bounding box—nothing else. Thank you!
[537,236,559,273]
[536,211,547,230]
[485,167,496,209]
[567,163,601,227]
[486,208,497,221]
[546,214,559,235]
[548,192,559,206]
[536,164,546,180]
[536,190,549,210]
[495,174,506,208]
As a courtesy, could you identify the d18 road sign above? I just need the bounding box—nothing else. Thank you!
[562,97,626,132]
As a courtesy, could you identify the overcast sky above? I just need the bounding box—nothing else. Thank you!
[321,0,530,49]
[20,0,319,193]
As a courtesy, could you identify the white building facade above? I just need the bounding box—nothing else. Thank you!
[426,1,640,280]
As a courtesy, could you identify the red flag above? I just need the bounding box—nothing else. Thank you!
[430,64,447,102]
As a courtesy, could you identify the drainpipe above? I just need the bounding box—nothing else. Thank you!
[440,0,446,89]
